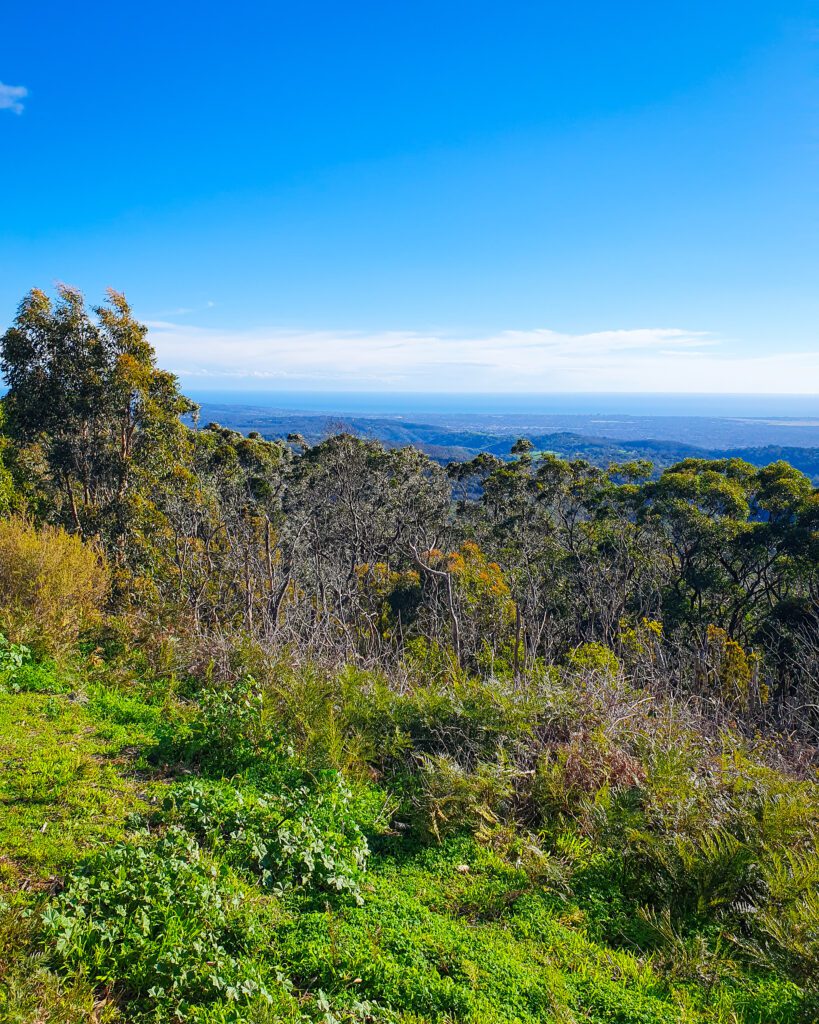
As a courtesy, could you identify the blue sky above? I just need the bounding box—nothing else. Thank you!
[1,1,817,394]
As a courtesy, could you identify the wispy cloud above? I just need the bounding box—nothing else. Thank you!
[0,82,27,114]
[142,321,819,394]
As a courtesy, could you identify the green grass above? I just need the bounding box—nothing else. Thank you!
[276,839,808,1024]
[0,690,158,881]
[0,675,170,1023]
[1,666,816,1024]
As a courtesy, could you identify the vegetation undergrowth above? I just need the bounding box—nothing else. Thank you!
[2,643,818,1024]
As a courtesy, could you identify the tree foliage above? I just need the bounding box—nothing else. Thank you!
[0,286,195,554]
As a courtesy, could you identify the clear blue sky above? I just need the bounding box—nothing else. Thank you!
[1,2,817,394]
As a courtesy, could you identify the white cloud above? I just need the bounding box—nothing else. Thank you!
[0,82,27,114]
[142,320,819,394]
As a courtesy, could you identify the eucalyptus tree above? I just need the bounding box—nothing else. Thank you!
[0,286,195,561]
[644,459,814,642]
[158,423,291,635]
[283,434,452,658]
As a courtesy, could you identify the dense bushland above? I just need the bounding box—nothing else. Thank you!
[1,286,819,1023]
[3,288,818,733]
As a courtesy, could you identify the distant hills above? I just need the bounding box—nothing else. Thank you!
[194,404,819,481]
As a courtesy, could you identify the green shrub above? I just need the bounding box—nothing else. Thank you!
[533,727,646,826]
[409,753,518,841]
[166,676,273,772]
[341,670,541,770]
[564,642,621,677]
[739,848,819,991]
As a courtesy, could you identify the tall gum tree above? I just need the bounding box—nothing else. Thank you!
[0,286,196,558]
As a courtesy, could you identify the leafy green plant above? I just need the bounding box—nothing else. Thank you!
[0,633,41,696]
[0,632,30,672]
[165,774,371,904]
[165,677,272,772]
[41,827,295,1023]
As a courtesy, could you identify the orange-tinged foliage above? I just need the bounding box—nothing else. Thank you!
[704,624,763,709]
[440,540,517,629]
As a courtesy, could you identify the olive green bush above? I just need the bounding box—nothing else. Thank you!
[0,518,108,656]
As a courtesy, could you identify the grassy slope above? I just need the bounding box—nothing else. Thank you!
[0,692,152,876]
[0,673,811,1024]
[0,683,159,1022]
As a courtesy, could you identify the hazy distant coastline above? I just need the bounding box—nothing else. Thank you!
[187,390,819,419]
[189,394,819,482]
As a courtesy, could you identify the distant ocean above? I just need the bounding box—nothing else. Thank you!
[186,391,819,419]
